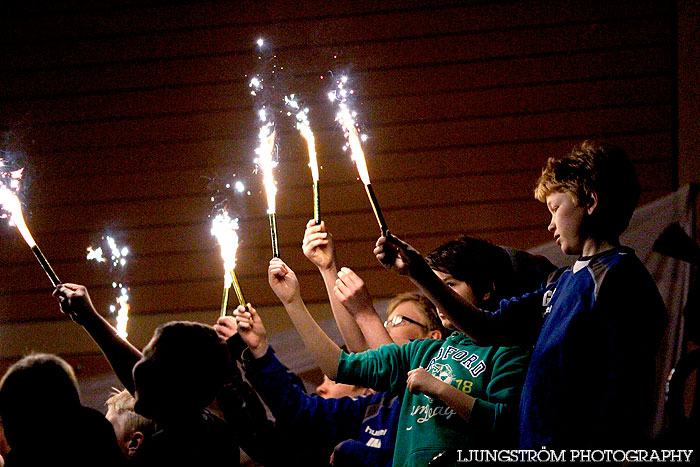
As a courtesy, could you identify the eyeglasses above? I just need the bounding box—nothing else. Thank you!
[383,314,428,330]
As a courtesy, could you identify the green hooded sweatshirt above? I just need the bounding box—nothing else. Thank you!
[337,332,529,467]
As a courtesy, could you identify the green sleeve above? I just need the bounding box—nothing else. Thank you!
[336,341,420,394]
[468,345,529,442]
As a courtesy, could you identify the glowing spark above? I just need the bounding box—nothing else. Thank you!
[328,76,371,184]
[284,95,318,182]
[257,38,264,47]
[235,181,245,193]
[86,246,106,262]
[254,124,277,214]
[87,235,131,337]
[211,211,240,289]
[114,289,130,338]
[0,166,37,248]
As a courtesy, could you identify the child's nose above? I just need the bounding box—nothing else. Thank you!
[547,218,556,232]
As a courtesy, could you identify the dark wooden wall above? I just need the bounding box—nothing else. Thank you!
[0,0,677,375]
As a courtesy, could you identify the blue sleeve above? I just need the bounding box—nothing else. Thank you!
[243,347,375,443]
[479,281,550,346]
[332,439,392,467]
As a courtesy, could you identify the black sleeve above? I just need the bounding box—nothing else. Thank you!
[216,357,281,466]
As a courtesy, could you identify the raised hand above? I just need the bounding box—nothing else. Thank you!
[214,315,238,341]
[374,232,424,276]
[233,305,269,358]
[333,267,375,317]
[268,258,301,305]
[302,219,336,270]
[52,283,99,324]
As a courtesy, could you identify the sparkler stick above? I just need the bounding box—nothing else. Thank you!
[330,77,388,235]
[314,179,320,225]
[1,164,62,287]
[285,95,320,224]
[211,211,245,317]
[230,269,246,307]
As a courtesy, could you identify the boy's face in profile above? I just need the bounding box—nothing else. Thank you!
[432,270,479,329]
[546,191,587,255]
[132,336,160,419]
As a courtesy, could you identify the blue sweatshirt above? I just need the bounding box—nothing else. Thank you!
[480,247,666,448]
[243,347,400,467]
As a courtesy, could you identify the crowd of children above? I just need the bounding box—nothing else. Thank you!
[0,141,671,466]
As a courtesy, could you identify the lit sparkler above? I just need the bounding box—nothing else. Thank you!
[251,70,280,258]
[285,94,320,224]
[0,160,61,287]
[329,76,387,235]
[87,235,130,337]
[211,210,245,318]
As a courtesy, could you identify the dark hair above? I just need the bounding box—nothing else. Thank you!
[426,236,515,309]
[535,140,640,238]
[139,321,228,416]
[0,353,81,446]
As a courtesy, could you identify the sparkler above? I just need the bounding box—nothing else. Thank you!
[251,82,280,257]
[0,160,61,287]
[87,236,130,338]
[211,210,245,318]
[248,38,283,258]
[329,76,387,235]
[285,94,320,224]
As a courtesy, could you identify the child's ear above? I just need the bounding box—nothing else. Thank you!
[480,282,495,304]
[127,431,145,457]
[585,191,599,215]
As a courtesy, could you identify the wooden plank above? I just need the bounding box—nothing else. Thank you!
[2,0,669,46]
[3,8,674,72]
[24,133,672,185]
[0,16,671,99]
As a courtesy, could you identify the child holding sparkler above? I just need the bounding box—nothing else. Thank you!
[374,141,667,449]
[230,292,443,467]
[53,283,275,466]
[265,256,529,467]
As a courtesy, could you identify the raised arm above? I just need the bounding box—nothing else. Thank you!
[374,233,489,341]
[333,267,394,349]
[212,310,283,467]
[53,283,141,394]
[303,219,369,352]
[268,258,341,379]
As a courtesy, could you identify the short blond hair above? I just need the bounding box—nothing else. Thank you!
[386,292,446,336]
[534,141,640,238]
[105,389,154,436]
